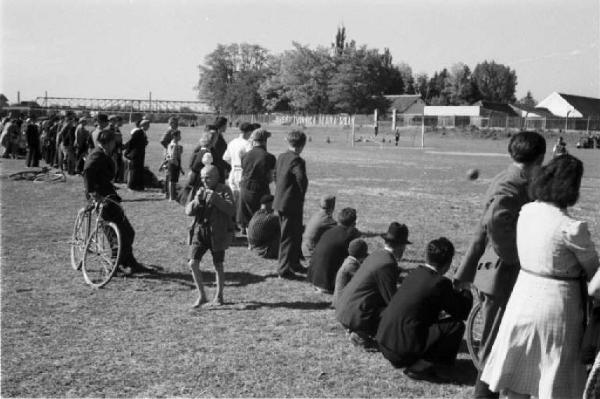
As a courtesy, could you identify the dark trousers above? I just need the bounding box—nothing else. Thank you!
[101,201,137,267]
[26,145,40,167]
[380,318,466,368]
[277,211,303,275]
[114,154,124,183]
[474,294,507,399]
[44,142,55,165]
[128,163,144,191]
[75,148,87,174]
[238,186,268,228]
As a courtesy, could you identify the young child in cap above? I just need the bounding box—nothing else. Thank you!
[187,131,213,188]
[332,238,369,308]
[185,165,235,307]
[165,130,183,201]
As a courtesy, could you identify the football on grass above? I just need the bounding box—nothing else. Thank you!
[467,168,479,180]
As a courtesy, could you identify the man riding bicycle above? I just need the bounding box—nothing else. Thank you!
[82,127,152,275]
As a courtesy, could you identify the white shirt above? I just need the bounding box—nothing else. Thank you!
[223,136,251,169]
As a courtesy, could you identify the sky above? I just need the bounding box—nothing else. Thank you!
[1,0,599,104]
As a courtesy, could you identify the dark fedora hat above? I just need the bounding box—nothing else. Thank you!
[381,222,411,244]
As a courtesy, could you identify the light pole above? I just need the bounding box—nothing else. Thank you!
[565,109,572,133]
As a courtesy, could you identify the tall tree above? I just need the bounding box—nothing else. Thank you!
[471,60,517,103]
[196,43,271,114]
[397,63,415,94]
[428,68,452,105]
[517,91,537,107]
[448,63,477,105]
[261,42,335,113]
[415,73,429,100]
[328,45,391,113]
[332,25,346,56]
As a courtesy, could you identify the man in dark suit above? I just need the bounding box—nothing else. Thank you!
[238,129,276,234]
[211,116,231,184]
[377,237,472,381]
[453,131,546,398]
[336,222,411,349]
[307,207,360,293]
[273,130,308,279]
[124,118,149,191]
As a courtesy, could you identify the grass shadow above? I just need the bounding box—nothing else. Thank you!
[233,300,332,310]
[359,230,383,238]
[137,266,267,287]
[122,197,167,203]
[443,358,478,386]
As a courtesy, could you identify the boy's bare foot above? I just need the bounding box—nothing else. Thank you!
[191,297,208,308]
[206,297,224,307]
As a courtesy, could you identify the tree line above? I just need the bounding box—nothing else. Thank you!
[196,27,534,115]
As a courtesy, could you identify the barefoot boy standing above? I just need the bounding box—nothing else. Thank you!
[185,165,235,307]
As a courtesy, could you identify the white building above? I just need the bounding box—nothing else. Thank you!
[536,92,600,118]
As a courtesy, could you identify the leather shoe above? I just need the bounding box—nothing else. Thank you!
[129,262,155,274]
[278,270,300,280]
[293,265,308,274]
[403,366,451,383]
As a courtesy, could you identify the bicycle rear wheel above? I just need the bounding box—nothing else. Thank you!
[70,208,90,270]
[466,301,484,370]
[82,221,121,288]
[9,170,39,181]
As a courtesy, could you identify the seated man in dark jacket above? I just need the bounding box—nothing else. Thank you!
[376,237,473,381]
[247,194,280,259]
[336,222,411,349]
[83,129,152,275]
[307,207,360,294]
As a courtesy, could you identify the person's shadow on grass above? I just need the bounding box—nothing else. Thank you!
[440,358,478,386]
[135,266,267,288]
[232,300,333,310]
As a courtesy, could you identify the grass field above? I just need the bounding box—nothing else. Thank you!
[1,123,599,398]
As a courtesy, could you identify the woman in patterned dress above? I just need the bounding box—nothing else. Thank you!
[481,154,599,399]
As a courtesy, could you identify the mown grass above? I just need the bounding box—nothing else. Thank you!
[1,123,599,398]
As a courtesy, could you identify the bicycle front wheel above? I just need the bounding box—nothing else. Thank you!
[466,301,484,370]
[70,208,90,270]
[82,221,121,288]
[33,171,66,183]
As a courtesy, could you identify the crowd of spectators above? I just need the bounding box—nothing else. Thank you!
[3,111,600,396]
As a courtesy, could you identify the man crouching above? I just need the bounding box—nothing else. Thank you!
[185,165,235,308]
[376,237,473,382]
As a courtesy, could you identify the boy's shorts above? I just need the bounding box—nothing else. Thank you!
[189,228,225,263]
[166,162,180,183]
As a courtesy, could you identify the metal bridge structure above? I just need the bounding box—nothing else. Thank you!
[34,95,213,114]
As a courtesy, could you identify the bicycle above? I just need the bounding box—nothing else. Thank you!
[466,288,485,370]
[9,166,66,183]
[70,196,122,288]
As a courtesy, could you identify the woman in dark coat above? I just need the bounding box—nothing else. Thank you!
[307,208,360,293]
[124,119,149,191]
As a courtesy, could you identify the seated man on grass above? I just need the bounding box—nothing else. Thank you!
[301,194,337,261]
[247,194,280,259]
[335,222,410,350]
[376,237,473,382]
[307,207,361,294]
